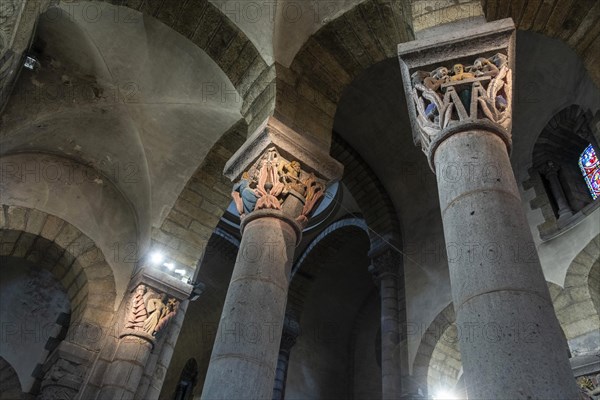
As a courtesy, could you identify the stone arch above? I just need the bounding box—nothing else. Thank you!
[412,303,458,397]
[0,204,117,341]
[552,234,600,356]
[285,217,373,399]
[0,357,23,400]
[288,218,370,321]
[331,134,403,249]
[94,0,274,132]
[274,0,414,145]
[0,204,118,398]
[482,0,600,87]
[526,104,599,237]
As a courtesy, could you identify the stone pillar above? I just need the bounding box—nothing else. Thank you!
[539,160,574,225]
[398,19,579,399]
[369,245,403,400]
[272,314,300,400]
[97,268,192,400]
[201,117,343,400]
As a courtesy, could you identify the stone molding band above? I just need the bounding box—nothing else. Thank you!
[240,209,303,245]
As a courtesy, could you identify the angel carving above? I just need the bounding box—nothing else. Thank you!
[143,294,169,335]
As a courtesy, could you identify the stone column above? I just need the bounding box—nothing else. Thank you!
[97,268,192,400]
[272,314,300,400]
[369,245,403,400]
[201,117,343,400]
[398,19,579,399]
[539,160,574,225]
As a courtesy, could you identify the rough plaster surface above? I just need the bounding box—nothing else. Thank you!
[0,257,70,392]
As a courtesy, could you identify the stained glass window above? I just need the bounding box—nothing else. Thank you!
[579,144,600,200]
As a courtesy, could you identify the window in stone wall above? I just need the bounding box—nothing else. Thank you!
[578,144,600,200]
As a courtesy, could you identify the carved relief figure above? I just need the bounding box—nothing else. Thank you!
[470,57,499,77]
[232,171,258,216]
[449,64,474,81]
[424,66,449,91]
[279,160,306,195]
[410,52,512,154]
[143,294,169,335]
[230,147,327,224]
[125,284,148,331]
[154,298,179,334]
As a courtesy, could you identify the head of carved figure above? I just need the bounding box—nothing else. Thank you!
[290,161,301,173]
[136,285,147,295]
[473,58,485,69]
[452,64,464,75]
[431,67,448,79]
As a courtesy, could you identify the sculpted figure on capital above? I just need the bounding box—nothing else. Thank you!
[230,147,326,225]
[124,284,179,337]
[409,52,512,155]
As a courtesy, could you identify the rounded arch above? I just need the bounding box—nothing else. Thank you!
[483,0,600,87]
[528,104,599,237]
[331,134,403,250]
[274,0,413,144]
[288,217,370,319]
[553,234,600,356]
[173,358,199,400]
[285,217,373,399]
[291,217,369,277]
[412,303,457,397]
[0,205,117,334]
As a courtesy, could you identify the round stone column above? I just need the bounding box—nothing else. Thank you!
[201,117,343,400]
[434,130,578,398]
[96,269,192,400]
[397,20,579,399]
[97,330,154,400]
[272,314,300,400]
[201,210,301,400]
[369,247,403,400]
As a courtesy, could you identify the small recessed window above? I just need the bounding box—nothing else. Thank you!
[578,144,600,200]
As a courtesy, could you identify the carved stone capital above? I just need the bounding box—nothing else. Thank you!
[538,160,561,177]
[225,117,343,227]
[38,341,93,400]
[122,268,192,339]
[369,246,402,281]
[398,19,516,172]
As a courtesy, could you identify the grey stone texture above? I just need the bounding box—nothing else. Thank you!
[201,214,298,400]
[436,131,579,398]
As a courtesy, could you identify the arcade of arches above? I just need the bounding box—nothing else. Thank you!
[0,1,599,399]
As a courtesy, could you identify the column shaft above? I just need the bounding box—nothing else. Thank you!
[97,337,153,399]
[435,130,578,398]
[544,167,574,220]
[379,273,402,400]
[201,216,297,400]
